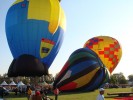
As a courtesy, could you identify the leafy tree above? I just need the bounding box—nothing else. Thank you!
[119,75,127,84]
[128,74,133,82]
[110,75,117,84]
[44,74,54,84]
[110,72,127,84]
[3,73,8,78]
[22,77,30,84]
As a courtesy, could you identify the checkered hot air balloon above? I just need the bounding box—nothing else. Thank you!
[84,36,122,73]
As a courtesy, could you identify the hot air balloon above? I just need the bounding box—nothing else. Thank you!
[84,36,122,73]
[5,0,66,77]
[53,48,110,92]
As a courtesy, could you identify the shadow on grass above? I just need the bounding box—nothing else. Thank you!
[59,90,95,96]
[105,96,133,100]
[105,96,119,98]
[3,92,27,98]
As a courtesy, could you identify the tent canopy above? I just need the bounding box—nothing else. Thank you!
[1,81,8,86]
[9,81,16,85]
[17,81,25,86]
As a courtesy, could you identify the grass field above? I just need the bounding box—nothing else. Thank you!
[1,87,133,100]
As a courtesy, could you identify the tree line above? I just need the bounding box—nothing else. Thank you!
[0,72,133,85]
[110,72,133,85]
[0,73,54,85]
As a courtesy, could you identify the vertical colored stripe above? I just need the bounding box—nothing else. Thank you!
[59,8,66,31]
[48,0,60,34]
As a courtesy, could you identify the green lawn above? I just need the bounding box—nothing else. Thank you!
[2,88,133,100]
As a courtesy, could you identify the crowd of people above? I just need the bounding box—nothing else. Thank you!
[26,85,53,100]
[1,82,106,100]
[0,82,58,100]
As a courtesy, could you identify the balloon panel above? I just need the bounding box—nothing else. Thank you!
[84,36,122,73]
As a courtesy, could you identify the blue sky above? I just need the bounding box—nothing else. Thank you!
[0,0,133,78]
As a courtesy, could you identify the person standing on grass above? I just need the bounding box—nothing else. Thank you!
[96,88,105,100]
[27,87,32,100]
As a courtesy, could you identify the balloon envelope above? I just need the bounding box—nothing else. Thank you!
[5,0,66,77]
[53,48,110,92]
[84,36,122,73]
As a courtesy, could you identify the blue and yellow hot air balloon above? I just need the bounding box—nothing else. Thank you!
[5,0,66,77]
[53,48,110,92]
